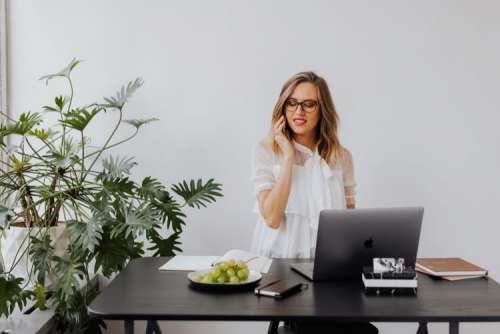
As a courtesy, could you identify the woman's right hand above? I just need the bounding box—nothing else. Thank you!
[273,115,295,161]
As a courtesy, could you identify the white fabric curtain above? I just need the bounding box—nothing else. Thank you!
[0,0,7,170]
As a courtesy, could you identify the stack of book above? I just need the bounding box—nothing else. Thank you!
[362,266,418,295]
[416,258,488,281]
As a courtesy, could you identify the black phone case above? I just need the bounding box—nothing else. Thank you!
[255,281,304,298]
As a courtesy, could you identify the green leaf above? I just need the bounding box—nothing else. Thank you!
[10,154,31,172]
[0,204,10,228]
[3,112,43,136]
[111,203,155,239]
[147,229,182,256]
[102,177,135,197]
[55,95,67,111]
[39,58,82,85]
[88,193,113,217]
[172,178,223,209]
[102,77,143,109]
[29,128,51,141]
[93,226,144,278]
[42,105,58,112]
[34,283,48,310]
[0,129,6,148]
[54,290,84,331]
[0,275,32,317]
[123,118,159,129]
[152,191,186,233]
[138,176,165,200]
[54,284,106,333]
[29,234,55,285]
[60,107,100,131]
[67,217,104,253]
[43,95,68,113]
[83,316,107,334]
[47,136,79,168]
[31,185,53,200]
[101,155,137,178]
[53,256,85,303]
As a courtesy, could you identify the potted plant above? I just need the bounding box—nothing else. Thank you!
[0,58,223,332]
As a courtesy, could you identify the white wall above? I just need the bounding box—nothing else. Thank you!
[7,1,500,333]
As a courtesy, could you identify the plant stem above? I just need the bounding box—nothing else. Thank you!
[24,138,46,159]
[80,131,85,182]
[83,128,138,160]
[81,109,123,182]
[0,158,13,168]
[0,110,14,121]
[59,77,74,149]
[17,172,41,225]
[11,186,84,220]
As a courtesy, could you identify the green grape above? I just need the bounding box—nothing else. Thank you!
[196,260,251,285]
[237,269,248,281]
[206,273,216,283]
[212,267,221,279]
[238,260,247,269]
[217,273,228,283]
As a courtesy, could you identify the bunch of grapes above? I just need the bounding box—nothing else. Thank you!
[194,259,250,284]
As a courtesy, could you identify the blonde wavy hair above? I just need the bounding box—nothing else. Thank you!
[267,71,345,165]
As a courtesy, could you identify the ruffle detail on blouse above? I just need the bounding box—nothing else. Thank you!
[308,152,345,231]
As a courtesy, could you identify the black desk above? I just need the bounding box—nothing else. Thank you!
[88,257,500,334]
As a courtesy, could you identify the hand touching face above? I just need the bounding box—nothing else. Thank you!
[272,115,295,160]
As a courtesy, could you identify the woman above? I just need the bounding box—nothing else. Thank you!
[250,71,377,333]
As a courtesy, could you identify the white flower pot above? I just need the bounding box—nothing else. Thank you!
[1,223,69,288]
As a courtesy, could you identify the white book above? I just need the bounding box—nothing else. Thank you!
[158,249,272,273]
[362,274,418,288]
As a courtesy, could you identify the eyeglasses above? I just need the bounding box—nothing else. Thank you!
[284,98,318,113]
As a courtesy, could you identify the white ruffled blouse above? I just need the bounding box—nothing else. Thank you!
[250,139,357,259]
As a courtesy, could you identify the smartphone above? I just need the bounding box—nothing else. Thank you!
[254,280,304,298]
[282,117,290,135]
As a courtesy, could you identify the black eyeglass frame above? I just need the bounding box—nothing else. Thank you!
[284,98,319,113]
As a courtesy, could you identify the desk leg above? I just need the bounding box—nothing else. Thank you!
[267,321,279,334]
[146,320,162,334]
[449,322,459,334]
[124,320,134,334]
[417,322,428,334]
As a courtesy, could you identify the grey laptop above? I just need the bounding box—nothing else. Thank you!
[290,206,424,281]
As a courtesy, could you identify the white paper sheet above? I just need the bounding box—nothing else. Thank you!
[158,255,219,271]
[158,250,273,273]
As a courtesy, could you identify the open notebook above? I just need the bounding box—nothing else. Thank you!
[159,249,272,273]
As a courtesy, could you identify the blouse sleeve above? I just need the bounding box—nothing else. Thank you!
[250,140,276,197]
[342,148,357,199]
